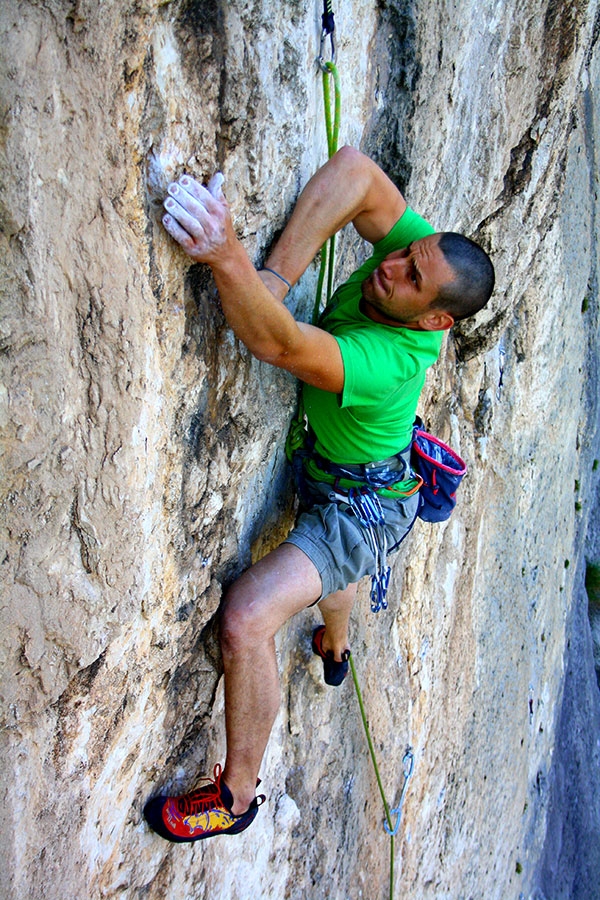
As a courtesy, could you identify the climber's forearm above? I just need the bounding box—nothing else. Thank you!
[209,242,309,362]
[197,242,344,392]
[264,146,407,287]
[162,175,305,359]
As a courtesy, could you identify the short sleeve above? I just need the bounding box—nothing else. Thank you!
[336,327,441,409]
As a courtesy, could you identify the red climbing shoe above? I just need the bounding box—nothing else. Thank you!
[311,625,350,686]
[143,764,265,843]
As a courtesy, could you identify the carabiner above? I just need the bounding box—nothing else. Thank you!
[383,748,415,836]
[317,27,336,71]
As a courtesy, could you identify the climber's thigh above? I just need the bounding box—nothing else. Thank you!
[222,542,322,639]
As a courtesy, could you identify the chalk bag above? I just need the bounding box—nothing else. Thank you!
[412,429,467,523]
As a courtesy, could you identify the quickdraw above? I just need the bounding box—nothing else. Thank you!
[314,0,341,323]
[317,0,336,71]
[384,750,415,836]
[329,486,391,613]
[496,338,506,400]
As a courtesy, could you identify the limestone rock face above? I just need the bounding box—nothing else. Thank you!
[1,2,599,899]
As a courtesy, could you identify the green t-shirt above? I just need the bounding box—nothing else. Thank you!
[303,207,444,464]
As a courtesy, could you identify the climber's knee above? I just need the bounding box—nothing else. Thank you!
[220,543,322,658]
[220,579,273,656]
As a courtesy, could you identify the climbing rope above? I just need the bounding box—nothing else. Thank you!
[315,12,416,893]
[286,19,414,900]
[349,654,414,900]
[313,1,341,324]
[285,3,341,463]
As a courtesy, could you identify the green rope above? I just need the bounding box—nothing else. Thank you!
[306,26,407,900]
[309,18,411,899]
[312,60,341,325]
[317,65,398,899]
[313,239,328,326]
[288,61,341,457]
[349,654,396,900]
[323,60,341,158]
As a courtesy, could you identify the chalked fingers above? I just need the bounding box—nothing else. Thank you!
[162,210,200,254]
[164,185,207,239]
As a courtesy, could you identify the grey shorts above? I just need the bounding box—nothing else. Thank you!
[284,479,419,601]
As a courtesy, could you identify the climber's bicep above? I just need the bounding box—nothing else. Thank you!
[259,324,344,393]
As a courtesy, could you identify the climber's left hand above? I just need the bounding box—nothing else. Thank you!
[162,173,234,265]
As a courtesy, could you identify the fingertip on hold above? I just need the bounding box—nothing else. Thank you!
[207,172,225,201]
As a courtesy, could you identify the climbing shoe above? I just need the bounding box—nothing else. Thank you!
[143,764,265,843]
[311,625,350,686]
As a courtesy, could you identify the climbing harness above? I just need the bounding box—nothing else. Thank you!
[299,441,422,612]
[350,653,415,900]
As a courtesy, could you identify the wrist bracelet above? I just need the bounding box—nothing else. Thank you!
[260,267,291,290]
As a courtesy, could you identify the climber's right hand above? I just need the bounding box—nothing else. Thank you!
[162,173,235,265]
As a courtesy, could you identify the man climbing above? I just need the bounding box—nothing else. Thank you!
[143,147,494,842]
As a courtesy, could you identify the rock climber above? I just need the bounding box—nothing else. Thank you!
[143,147,495,842]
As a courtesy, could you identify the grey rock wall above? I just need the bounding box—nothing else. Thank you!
[1,1,599,899]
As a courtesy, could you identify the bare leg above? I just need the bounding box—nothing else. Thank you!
[317,582,357,660]
[220,543,322,814]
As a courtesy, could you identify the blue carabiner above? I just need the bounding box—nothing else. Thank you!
[384,749,414,836]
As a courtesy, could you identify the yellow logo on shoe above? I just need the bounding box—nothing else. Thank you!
[185,807,234,833]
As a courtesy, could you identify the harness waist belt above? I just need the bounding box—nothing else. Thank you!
[305,444,422,497]
[320,451,409,478]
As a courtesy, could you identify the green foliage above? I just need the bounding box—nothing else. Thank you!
[586,562,600,608]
